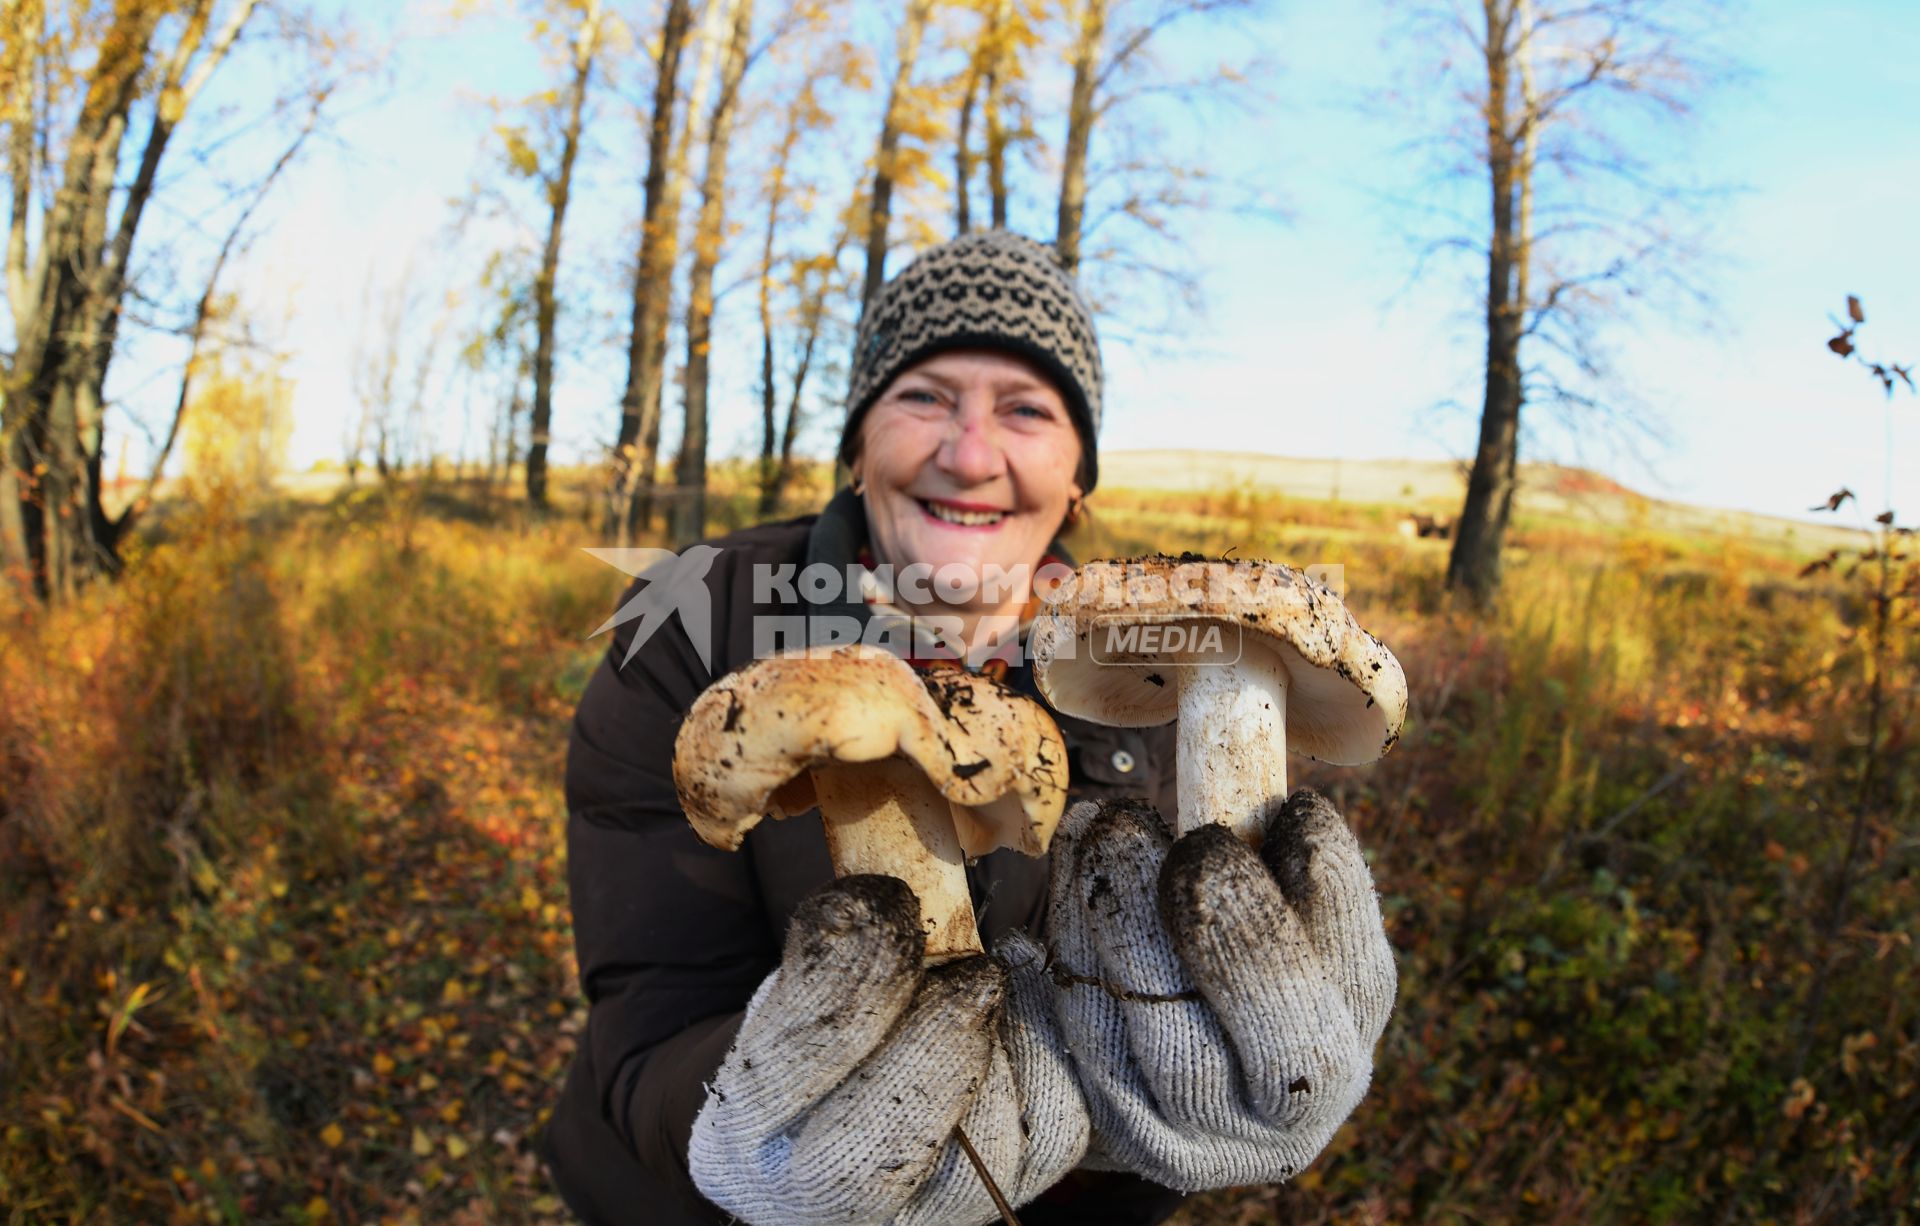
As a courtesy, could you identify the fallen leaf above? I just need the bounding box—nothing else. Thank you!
[1783,1077,1816,1120]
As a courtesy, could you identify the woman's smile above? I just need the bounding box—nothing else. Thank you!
[917,496,1011,529]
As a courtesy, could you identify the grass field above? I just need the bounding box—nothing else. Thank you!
[2,463,1913,1224]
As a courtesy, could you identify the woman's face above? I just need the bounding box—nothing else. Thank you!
[852,348,1084,617]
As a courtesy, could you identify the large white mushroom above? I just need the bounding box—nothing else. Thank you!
[1028,557,1407,844]
[674,644,1068,962]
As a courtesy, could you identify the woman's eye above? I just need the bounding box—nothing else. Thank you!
[1010,403,1053,421]
[900,389,941,405]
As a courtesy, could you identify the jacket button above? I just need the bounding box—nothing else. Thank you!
[1109,749,1136,774]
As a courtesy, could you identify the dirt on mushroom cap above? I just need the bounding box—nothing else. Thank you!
[915,667,1069,857]
[672,644,956,851]
[673,644,1069,858]
[1030,556,1408,765]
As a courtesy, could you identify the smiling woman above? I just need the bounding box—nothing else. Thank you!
[542,232,1196,1226]
[545,228,1402,1225]
[851,349,1085,646]
[831,229,1106,666]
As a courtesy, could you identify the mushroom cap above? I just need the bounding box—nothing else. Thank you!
[672,644,1068,857]
[1028,556,1408,765]
[918,667,1069,857]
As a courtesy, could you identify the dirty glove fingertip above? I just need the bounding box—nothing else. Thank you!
[1159,824,1289,947]
[919,953,1008,1025]
[785,873,925,981]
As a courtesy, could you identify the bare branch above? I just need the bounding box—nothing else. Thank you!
[174,0,260,114]
[116,85,326,537]
[104,0,263,303]
[1094,0,1249,94]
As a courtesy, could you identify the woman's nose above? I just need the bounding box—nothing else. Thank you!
[937,397,1006,485]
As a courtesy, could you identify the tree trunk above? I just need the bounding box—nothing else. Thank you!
[672,0,752,546]
[0,430,29,590]
[483,390,501,489]
[756,114,788,517]
[5,0,37,331]
[1447,0,1529,607]
[8,3,161,596]
[984,0,1011,231]
[612,0,695,540]
[624,0,728,538]
[757,306,778,515]
[73,0,257,557]
[5,0,261,597]
[1449,324,1522,604]
[1055,0,1107,275]
[955,59,980,233]
[529,0,602,510]
[860,0,935,315]
[506,374,526,478]
[769,240,840,511]
[754,57,816,519]
[774,330,810,505]
[758,231,843,518]
[755,290,816,519]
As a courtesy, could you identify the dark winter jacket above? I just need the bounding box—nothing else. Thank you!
[540,488,1187,1225]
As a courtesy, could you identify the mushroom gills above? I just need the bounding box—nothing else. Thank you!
[811,758,982,962]
[1173,635,1290,845]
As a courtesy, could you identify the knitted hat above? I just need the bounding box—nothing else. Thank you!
[840,230,1104,490]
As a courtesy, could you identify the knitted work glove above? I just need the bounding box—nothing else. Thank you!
[690,875,1089,1226]
[1042,790,1396,1192]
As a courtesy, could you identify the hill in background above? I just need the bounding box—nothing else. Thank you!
[1099,449,1867,553]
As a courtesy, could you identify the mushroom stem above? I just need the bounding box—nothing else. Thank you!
[1174,635,1290,844]
[811,758,983,963]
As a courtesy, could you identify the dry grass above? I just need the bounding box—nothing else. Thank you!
[2,465,1913,1224]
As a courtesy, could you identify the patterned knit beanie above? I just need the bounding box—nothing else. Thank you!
[840,230,1104,491]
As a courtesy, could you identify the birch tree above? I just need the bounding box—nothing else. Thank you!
[1050,0,1265,332]
[0,0,343,598]
[525,0,607,507]
[669,0,754,545]
[609,0,695,538]
[979,0,1033,228]
[952,0,1035,232]
[752,4,863,515]
[1415,0,1723,605]
[459,249,535,495]
[1054,0,1105,275]
[624,0,736,535]
[858,0,936,315]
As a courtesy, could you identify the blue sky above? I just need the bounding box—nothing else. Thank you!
[205,0,1919,530]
